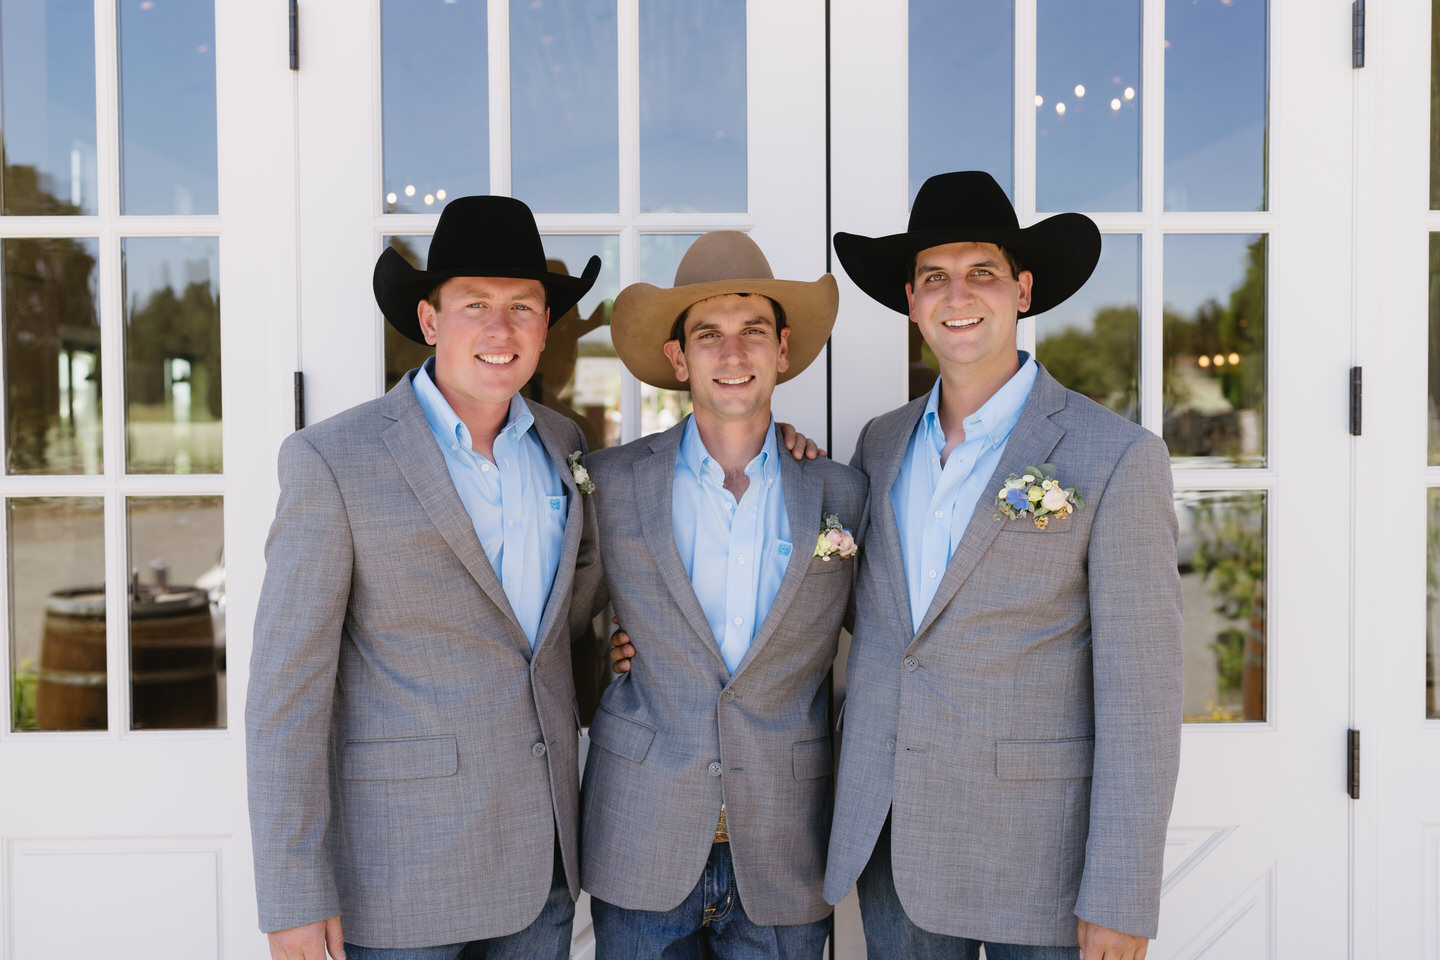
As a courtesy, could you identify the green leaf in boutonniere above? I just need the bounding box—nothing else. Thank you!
[566,451,595,495]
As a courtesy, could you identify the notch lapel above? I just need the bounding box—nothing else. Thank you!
[866,397,929,637]
[527,401,584,656]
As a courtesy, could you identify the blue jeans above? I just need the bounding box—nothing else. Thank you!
[591,841,829,960]
[344,846,574,960]
[856,820,1078,960]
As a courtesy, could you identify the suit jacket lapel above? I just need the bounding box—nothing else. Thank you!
[634,422,729,670]
[731,432,823,679]
[380,377,528,651]
[869,396,928,637]
[527,400,584,656]
[912,367,1068,642]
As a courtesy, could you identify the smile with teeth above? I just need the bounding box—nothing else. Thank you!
[477,353,518,364]
[943,317,984,329]
[716,376,754,385]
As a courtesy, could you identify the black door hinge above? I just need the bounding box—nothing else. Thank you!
[1353,0,1365,68]
[289,0,299,70]
[1348,728,1361,799]
[1349,366,1362,436]
[294,371,306,430]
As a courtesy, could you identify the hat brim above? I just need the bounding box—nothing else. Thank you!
[612,275,839,391]
[833,212,1100,316]
[373,247,602,344]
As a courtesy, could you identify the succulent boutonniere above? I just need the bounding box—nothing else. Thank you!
[813,513,858,561]
[994,464,1084,529]
[566,451,595,495]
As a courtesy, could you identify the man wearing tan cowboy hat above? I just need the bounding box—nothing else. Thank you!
[247,195,605,960]
[577,231,867,959]
[823,171,1183,960]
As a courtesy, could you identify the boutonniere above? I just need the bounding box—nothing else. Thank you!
[813,513,859,561]
[566,451,595,495]
[995,464,1084,529]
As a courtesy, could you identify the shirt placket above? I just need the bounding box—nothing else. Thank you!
[917,420,955,619]
[719,462,763,672]
[494,428,528,622]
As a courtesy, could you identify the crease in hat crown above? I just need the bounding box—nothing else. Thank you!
[673,230,776,286]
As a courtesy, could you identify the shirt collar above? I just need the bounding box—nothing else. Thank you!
[413,357,533,453]
[678,415,780,485]
[922,350,1037,450]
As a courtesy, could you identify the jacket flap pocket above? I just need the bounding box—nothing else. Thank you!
[589,706,656,763]
[341,735,458,781]
[792,736,832,781]
[995,737,1094,780]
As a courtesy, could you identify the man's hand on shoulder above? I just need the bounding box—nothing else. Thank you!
[268,915,345,960]
[777,422,826,460]
[1078,918,1148,960]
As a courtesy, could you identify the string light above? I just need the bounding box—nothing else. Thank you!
[1055,102,1066,116]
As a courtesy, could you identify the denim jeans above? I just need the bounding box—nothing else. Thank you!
[590,841,829,960]
[856,820,1079,960]
[344,846,574,960]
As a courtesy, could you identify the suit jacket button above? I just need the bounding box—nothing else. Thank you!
[722,689,735,702]
[708,761,722,776]
[886,738,896,754]
[903,656,919,671]
[532,742,547,758]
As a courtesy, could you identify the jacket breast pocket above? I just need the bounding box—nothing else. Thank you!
[995,736,1094,780]
[340,735,458,781]
[588,705,657,763]
[792,736,832,781]
[997,518,1078,536]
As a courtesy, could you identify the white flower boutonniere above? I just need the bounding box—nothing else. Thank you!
[994,463,1084,530]
[566,451,595,495]
[813,513,859,561]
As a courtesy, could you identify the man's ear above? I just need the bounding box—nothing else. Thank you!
[905,281,917,321]
[417,299,440,346]
[1016,270,1034,313]
[775,326,791,376]
[662,339,689,383]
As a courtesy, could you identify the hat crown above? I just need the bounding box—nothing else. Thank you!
[673,230,775,287]
[908,171,1020,234]
[425,195,547,274]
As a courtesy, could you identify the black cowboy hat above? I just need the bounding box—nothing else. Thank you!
[373,195,601,344]
[833,171,1100,317]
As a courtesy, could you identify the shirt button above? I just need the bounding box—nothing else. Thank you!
[928,570,936,579]
[481,463,491,472]
[532,742,547,758]
[722,689,735,702]
[737,557,746,565]
[450,443,458,452]
[886,738,896,754]
[903,656,919,671]
[733,617,743,626]
[708,761,722,776]
[934,510,944,519]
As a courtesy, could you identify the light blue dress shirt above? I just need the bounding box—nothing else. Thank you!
[892,352,1037,633]
[413,359,567,648]
[671,416,792,674]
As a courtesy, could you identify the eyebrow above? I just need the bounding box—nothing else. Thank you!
[916,259,1005,274]
[688,316,776,335]
[456,287,543,302]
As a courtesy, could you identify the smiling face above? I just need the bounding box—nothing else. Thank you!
[906,241,1033,384]
[662,293,790,430]
[417,275,549,425]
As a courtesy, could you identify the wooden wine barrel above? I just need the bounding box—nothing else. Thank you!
[36,586,218,730]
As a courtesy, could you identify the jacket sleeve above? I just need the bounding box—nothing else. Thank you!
[1074,430,1183,939]
[244,432,352,933]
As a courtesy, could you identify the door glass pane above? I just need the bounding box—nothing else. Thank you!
[1427,233,1440,463]
[1164,0,1267,211]
[1178,489,1266,723]
[126,496,223,730]
[1163,233,1266,466]
[382,234,434,390]
[1036,0,1141,212]
[637,233,696,434]
[908,0,1013,202]
[122,237,222,474]
[4,237,101,475]
[1036,233,1139,421]
[1,0,97,215]
[511,0,619,212]
[11,497,105,732]
[1429,489,1440,718]
[381,0,487,213]
[639,0,745,213]
[117,0,217,215]
[532,235,621,448]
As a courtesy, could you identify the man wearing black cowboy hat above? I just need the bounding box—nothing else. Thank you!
[246,196,604,960]
[822,172,1183,959]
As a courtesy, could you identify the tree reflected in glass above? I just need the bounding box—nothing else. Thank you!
[1037,233,1139,420]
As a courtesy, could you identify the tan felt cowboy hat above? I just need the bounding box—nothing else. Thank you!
[373,195,600,343]
[834,170,1101,317]
[612,231,838,391]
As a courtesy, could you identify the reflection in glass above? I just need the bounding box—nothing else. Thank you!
[118,0,217,214]
[1427,234,1440,463]
[1165,0,1267,211]
[638,234,697,433]
[639,1,745,212]
[1036,0,1141,211]
[1428,490,1440,718]
[382,0,488,214]
[1177,490,1266,723]
[1,0,97,214]
[382,235,434,389]
[1163,234,1266,466]
[1037,234,1139,421]
[4,237,101,475]
[123,238,222,474]
[10,497,105,731]
[127,497,224,730]
[908,0,1013,202]
[511,0,618,212]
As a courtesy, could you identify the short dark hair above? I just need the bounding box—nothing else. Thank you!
[907,244,1024,285]
[425,277,549,313]
[668,292,787,351]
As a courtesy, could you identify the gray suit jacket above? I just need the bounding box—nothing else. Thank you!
[245,373,601,948]
[580,421,868,926]
[824,365,1182,945]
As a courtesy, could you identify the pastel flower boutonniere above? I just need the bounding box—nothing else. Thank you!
[994,463,1084,530]
[566,451,595,495]
[813,513,859,561]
